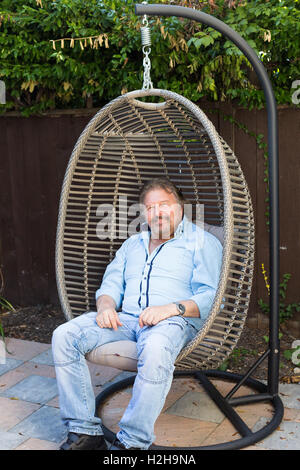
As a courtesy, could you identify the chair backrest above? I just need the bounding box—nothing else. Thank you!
[56,89,255,370]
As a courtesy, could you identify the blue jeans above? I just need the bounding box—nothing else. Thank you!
[52,311,200,449]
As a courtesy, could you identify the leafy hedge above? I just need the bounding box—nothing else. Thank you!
[0,0,299,115]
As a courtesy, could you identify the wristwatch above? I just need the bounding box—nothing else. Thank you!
[173,301,186,316]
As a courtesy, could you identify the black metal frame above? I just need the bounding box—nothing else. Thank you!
[95,3,283,450]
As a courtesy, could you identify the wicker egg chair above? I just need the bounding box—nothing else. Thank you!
[55,88,271,449]
[56,88,255,371]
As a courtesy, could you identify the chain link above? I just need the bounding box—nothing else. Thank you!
[140,4,153,90]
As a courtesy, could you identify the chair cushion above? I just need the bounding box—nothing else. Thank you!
[86,340,138,372]
[204,223,224,245]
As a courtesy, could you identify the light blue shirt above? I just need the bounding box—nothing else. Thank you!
[95,215,223,330]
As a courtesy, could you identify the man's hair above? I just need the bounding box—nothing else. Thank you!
[139,177,187,207]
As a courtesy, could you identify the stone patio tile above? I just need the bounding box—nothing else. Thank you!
[46,395,60,408]
[4,338,50,361]
[0,357,24,377]
[165,390,225,424]
[13,361,56,378]
[15,437,60,450]
[0,361,56,393]
[279,384,300,409]
[9,405,67,443]
[235,401,274,419]
[0,375,58,404]
[0,396,40,431]
[153,413,218,448]
[29,348,53,366]
[162,377,205,413]
[253,418,300,450]
[0,429,28,450]
[87,362,122,388]
[242,445,270,450]
[200,417,241,446]
[99,390,132,431]
[211,379,255,398]
[283,408,300,422]
[99,371,136,391]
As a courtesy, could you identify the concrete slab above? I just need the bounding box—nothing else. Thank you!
[0,429,28,450]
[165,390,225,424]
[253,418,300,450]
[0,374,58,404]
[29,348,54,366]
[9,405,67,443]
[0,358,24,376]
[0,396,40,431]
[279,384,300,410]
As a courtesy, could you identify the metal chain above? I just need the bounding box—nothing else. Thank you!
[140,3,153,90]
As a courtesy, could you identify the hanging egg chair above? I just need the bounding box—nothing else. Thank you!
[56,87,255,371]
[55,3,283,450]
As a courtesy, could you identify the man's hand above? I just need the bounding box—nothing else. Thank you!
[96,296,122,331]
[96,307,123,331]
[139,304,177,328]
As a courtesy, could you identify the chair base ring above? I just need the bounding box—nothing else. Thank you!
[95,369,284,450]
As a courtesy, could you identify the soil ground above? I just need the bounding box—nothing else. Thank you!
[0,304,298,383]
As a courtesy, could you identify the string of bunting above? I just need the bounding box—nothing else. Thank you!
[50,34,109,50]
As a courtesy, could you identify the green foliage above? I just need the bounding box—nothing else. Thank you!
[219,347,257,372]
[258,273,300,324]
[0,0,299,115]
[0,294,15,342]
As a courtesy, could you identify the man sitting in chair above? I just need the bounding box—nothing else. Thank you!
[52,177,223,450]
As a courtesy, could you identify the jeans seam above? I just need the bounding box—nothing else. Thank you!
[68,426,103,436]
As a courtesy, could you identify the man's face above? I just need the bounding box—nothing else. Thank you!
[143,188,183,240]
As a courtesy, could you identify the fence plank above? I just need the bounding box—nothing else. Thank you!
[0,107,299,325]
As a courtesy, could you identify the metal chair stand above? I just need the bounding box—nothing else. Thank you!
[95,364,284,450]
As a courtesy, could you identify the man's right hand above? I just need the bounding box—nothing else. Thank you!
[96,307,123,331]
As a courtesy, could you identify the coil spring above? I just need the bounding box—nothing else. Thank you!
[141,26,151,47]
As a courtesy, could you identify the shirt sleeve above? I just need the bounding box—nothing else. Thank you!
[95,239,129,310]
[189,231,223,320]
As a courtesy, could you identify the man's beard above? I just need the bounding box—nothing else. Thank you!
[151,217,173,239]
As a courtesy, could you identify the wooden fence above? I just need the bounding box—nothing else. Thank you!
[0,103,299,327]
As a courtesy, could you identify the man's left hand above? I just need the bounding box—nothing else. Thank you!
[139,304,177,328]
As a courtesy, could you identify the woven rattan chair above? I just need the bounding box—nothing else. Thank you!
[56,88,256,448]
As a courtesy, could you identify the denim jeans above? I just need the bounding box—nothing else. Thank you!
[51,311,200,449]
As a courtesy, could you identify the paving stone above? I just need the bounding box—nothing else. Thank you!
[165,391,225,423]
[4,338,50,361]
[15,437,60,450]
[30,348,54,366]
[9,405,67,443]
[0,429,28,450]
[279,384,300,409]
[100,371,136,391]
[0,375,58,404]
[253,418,300,450]
[0,358,24,376]
[0,396,40,431]
[154,412,218,447]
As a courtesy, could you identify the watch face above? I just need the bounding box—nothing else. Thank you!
[178,303,185,314]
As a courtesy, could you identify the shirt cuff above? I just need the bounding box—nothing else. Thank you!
[95,287,123,311]
[189,291,215,320]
